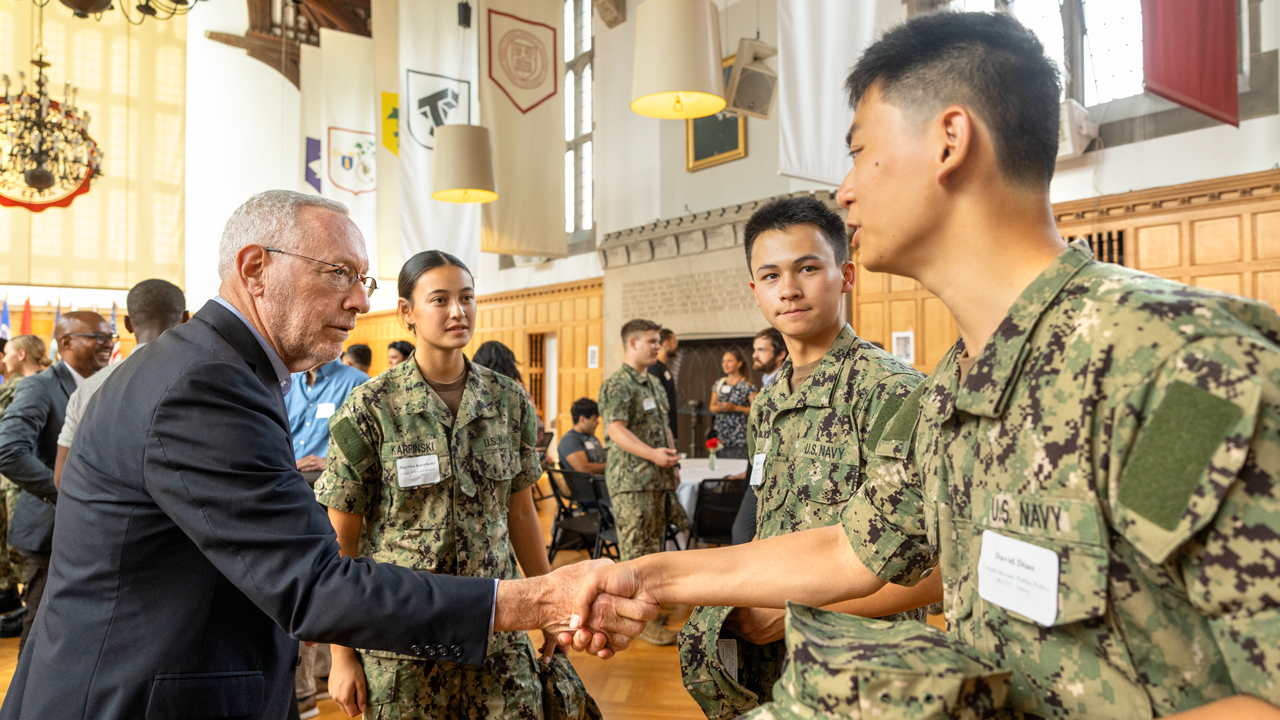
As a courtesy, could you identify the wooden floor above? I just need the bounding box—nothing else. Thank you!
[0,476,706,719]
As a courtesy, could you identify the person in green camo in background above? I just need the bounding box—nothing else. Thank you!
[677,195,943,720]
[0,335,52,623]
[315,250,599,720]
[569,11,1280,720]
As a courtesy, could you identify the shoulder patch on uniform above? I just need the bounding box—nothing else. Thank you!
[330,416,375,466]
[1117,380,1243,531]
[866,392,906,452]
[878,381,927,449]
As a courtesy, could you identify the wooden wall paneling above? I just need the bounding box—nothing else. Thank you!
[849,170,1280,375]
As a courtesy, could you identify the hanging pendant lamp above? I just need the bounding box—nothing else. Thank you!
[630,0,725,119]
[431,125,498,204]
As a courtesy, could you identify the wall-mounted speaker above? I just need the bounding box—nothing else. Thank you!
[724,38,778,120]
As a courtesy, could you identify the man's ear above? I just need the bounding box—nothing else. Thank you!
[124,316,135,334]
[840,260,857,295]
[935,106,974,186]
[237,245,270,298]
[180,310,190,324]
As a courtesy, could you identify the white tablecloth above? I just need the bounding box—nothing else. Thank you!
[676,457,749,521]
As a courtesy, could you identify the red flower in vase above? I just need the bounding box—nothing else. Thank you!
[705,438,721,451]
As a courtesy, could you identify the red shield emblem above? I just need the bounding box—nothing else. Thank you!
[488,10,558,114]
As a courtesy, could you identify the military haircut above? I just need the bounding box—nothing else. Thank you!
[343,343,372,367]
[571,397,599,423]
[126,278,186,332]
[620,318,661,343]
[845,11,1061,189]
[744,195,849,273]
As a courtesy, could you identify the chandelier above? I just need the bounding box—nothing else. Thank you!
[0,6,102,211]
[55,0,204,24]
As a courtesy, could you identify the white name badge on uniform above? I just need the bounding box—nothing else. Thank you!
[977,530,1059,626]
[643,398,657,412]
[396,455,442,488]
[315,402,336,419]
[750,453,767,486]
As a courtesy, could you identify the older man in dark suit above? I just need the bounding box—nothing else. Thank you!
[0,311,111,652]
[0,190,654,720]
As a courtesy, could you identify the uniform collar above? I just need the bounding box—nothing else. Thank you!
[621,362,653,385]
[771,324,857,412]
[401,356,498,428]
[952,240,1093,419]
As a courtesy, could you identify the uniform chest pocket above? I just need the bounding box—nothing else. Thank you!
[471,437,519,481]
[969,493,1109,627]
[380,442,453,526]
[762,440,861,515]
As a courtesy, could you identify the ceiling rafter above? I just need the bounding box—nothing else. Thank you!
[206,0,370,88]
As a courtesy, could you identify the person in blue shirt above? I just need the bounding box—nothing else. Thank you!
[285,357,369,474]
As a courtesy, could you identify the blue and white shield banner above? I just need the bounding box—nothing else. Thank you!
[399,0,481,272]
[299,43,324,195]
[320,28,379,274]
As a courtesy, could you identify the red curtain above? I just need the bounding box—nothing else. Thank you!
[1141,0,1239,126]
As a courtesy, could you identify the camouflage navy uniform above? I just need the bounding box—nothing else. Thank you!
[316,357,599,720]
[821,240,1280,718]
[599,363,687,561]
[0,376,23,591]
[679,327,927,719]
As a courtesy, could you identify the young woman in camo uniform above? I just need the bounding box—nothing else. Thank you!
[316,251,599,720]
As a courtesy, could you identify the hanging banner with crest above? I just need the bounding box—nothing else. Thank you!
[319,28,379,275]
[399,0,481,272]
[479,0,565,257]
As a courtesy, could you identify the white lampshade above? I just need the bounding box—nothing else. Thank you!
[431,124,498,204]
[630,0,725,119]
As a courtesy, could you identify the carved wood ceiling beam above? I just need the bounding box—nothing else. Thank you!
[303,0,369,36]
[205,30,301,88]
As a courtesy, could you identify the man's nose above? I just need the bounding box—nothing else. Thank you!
[344,284,371,314]
[836,169,856,209]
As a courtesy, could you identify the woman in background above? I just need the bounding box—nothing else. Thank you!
[708,348,755,460]
[386,340,414,368]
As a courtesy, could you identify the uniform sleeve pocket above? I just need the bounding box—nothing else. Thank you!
[145,671,264,719]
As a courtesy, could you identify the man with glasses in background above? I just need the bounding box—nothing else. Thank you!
[0,310,113,652]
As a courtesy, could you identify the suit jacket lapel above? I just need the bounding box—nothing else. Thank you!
[51,362,76,400]
[194,300,289,418]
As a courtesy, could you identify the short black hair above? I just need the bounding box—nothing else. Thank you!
[126,279,186,332]
[845,11,1061,188]
[344,343,372,367]
[571,398,599,423]
[472,340,521,383]
[744,195,849,272]
[621,318,662,342]
[754,327,785,357]
[659,328,675,343]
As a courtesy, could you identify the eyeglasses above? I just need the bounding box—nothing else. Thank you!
[264,247,378,296]
[66,333,119,346]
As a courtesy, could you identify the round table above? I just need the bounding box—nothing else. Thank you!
[676,457,750,524]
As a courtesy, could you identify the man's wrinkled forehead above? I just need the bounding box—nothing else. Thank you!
[298,207,370,273]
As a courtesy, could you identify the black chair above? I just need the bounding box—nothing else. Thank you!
[531,430,556,506]
[689,477,747,548]
[546,468,618,561]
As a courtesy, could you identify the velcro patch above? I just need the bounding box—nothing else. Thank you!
[875,382,927,457]
[330,416,376,473]
[866,391,906,451]
[1117,380,1243,531]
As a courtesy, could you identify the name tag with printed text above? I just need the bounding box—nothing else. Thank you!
[750,454,767,486]
[396,455,442,488]
[977,530,1059,626]
[643,398,657,412]
[316,403,336,419]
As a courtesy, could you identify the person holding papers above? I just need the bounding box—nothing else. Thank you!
[676,195,942,719]
[315,250,598,720]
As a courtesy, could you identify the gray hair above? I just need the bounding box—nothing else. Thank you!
[218,190,349,280]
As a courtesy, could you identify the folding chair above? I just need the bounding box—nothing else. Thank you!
[546,468,617,561]
[689,477,748,548]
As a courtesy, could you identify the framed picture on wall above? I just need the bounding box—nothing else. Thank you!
[686,56,747,172]
[891,331,916,365]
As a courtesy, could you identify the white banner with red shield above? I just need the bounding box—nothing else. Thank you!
[399,0,481,272]
[319,28,379,275]
[479,0,566,257]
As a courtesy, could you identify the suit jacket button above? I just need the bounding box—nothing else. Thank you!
[294,655,302,669]
[426,646,437,657]
[411,644,422,656]
[451,645,463,657]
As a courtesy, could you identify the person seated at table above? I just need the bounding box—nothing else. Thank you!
[558,398,607,475]
[674,194,939,720]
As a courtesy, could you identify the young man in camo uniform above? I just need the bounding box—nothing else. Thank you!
[677,196,943,720]
[597,318,687,646]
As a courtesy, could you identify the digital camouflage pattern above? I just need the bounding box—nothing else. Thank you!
[362,646,602,720]
[0,376,23,591]
[599,363,681,560]
[680,327,926,719]
[599,363,675,494]
[844,241,1280,718]
[740,603,1011,720]
[316,357,596,718]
